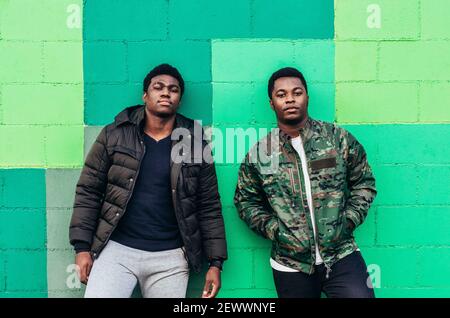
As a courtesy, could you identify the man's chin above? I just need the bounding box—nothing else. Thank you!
[280,116,304,126]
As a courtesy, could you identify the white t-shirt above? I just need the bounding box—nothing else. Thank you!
[270,135,323,272]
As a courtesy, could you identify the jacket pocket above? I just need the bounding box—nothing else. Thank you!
[108,145,139,160]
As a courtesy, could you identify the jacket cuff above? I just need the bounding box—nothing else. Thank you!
[73,241,91,254]
[344,210,361,228]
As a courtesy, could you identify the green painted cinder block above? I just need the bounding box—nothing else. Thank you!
[218,289,277,298]
[0,209,46,249]
[0,252,5,291]
[47,249,84,295]
[377,125,450,164]
[216,165,239,207]
[46,169,81,209]
[169,0,251,39]
[220,248,253,289]
[83,0,167,41]
[335,0,420,40]
[0,169,46,208]
[5,250,47,292]
[353,207,376,247]
[43,42,83,83]
[84,126,103,158]
[341,125,379,164]
[128,41,211,83]
[45,126,84,167]
[83,42,127,83]
[254,248,276,290]
[0,42,42,82]
[212,83,254,125]
[177,83,213,125]
[0,291,47,298]
[336,83,419,123]
[293,41,334,83]
[420,83,450,122]
[376,288,450,298]
[335,41,378,81]
[305,83,335,122]
[372,165,418,205]
[252,0,334,39]
[0,126,46,166]
[0,0,82,41]
[418,248,450,288]
[2,84,83,125]
[421,0,450,40]
[377,207,450,246]
[46,209,72,249]
[360,247,418,288]
[417,166,450,205]
[222,205,271,249]
[379,41,450,81]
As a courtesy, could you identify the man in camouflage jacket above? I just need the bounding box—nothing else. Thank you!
[234,67,377,298]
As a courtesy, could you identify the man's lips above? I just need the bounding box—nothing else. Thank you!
[283,106,300,112]
[158,100,172,105]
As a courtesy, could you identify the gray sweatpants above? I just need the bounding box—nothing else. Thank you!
[84,240,189,298]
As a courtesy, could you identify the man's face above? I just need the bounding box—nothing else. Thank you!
[270,77,309,125]
[143,74,181,118]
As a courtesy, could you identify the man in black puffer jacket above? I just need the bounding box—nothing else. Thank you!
[69,64,227,298]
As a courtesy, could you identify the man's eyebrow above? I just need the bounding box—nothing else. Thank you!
[153,81,180,88]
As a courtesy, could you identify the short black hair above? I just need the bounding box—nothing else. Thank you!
[143,63,185,96]
[268,67,308,98]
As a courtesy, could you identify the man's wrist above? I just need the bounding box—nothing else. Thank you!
[208,259,224,271]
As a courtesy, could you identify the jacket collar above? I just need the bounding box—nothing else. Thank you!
[279,116,315,146]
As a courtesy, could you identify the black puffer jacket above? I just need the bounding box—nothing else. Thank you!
[69,105,227,272]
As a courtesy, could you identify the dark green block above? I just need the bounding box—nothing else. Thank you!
[0,169,46,208]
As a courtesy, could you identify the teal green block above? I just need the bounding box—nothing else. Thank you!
[0,291,47,298]
[353,207,376,247]
[0,126,46,167]
[216,165,240,207]
[376,288,450,298]
[372,165,417,205]
[2,84,83,125]
[128,41,211,83]
[1,169,45,208]
[0,252,5,291]
[85,83,141,125]
[251,82,278,125]
[420,83,450,122]
[254,249,276,289]
[83,42,127,83]
[46,169,81,209]
[212,83,254,125]
[417,166,450,205]
[169,0,251,39]
[84,126,104,159]
[336,41,378,81]
[220,249,253,289]
[222,205,271,249]
[377,207,450,246]
[377,125,450,164]
[83,0,167,40]
[418,248,450,288]
[46,209,72,249]
[341,125,379,164]
[218,289,277,298]
[360,247,418,288]
[293,41,334,83]
[0,0,82,41]
[253,0,334,39]
[47,249,84,295]
[379,41,450,81]
[212,40,295,82]
[43,42,83,83]
[45,126,84,167]
[5,250,47,292]
[421,0,450,40]
[0,209,46,249]
[0,42,42,82]
[177,83,212,126]
[186,268,208,298]
[336,83,419,123]
[335,0,420,40]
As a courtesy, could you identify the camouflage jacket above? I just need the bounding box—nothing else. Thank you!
[234,117,377,274]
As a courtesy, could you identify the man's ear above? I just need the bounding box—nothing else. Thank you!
[269,99,274,110]
[142,92,147,102]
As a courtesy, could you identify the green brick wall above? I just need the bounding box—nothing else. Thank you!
[0,0,448,298]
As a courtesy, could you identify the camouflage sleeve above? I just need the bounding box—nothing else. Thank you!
[234,154,278,240]
[344,132,377,228]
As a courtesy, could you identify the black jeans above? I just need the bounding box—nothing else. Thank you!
[272,251,375,298]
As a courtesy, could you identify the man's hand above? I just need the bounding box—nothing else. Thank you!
[75,252,93,285]
[202,267,221,298]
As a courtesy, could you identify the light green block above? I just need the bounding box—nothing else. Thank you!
[335,42,378,81]
[293,41,334,83]
[212,40,295,82]
[2,84,83,125]
[372,165,418,205]
[220,249,253,290]
[43,42,83,83]
[353,207,376,247]
[0,42,42,82]
[336,83,419,123]
[45,126,83,167]
[0,0,82,40]
[379,41,450,81]
[254,248,276,289]
[47,249,85,295]
[420,83,450,122]
[212,83,254,125]
[421,0,450,39]
[46,209,72,250]
[335,0,420,40]
[418,248,450,288]
[46,169,81,208]
[0,126,46,167]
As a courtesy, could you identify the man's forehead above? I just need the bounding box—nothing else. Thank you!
[150,74,180,86]
[274,76,303,89]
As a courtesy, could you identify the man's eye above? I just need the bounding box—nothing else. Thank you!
[171,88,179,93]
[277,94,285,98]
[154,85,162,90]
[295,92,302,96]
